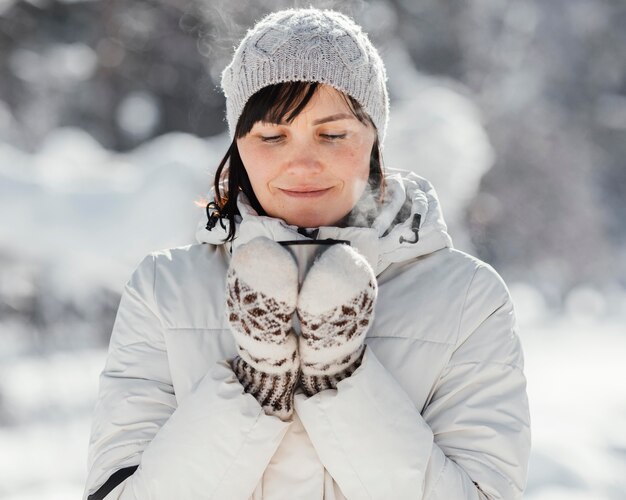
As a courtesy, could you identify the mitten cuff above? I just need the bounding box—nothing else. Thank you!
[300,345,366,397]
[235,331,299,374]
[231,355,299,421]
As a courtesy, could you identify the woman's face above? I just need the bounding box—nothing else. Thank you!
[236,85,377,228]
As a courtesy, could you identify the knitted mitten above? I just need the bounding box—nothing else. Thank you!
[226,237,300,421]
[296,244,377,396]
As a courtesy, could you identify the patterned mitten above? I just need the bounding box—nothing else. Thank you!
[297,244,377,397]
[226,237,300,421]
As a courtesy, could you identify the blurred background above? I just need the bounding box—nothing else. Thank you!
[1,0,625,498]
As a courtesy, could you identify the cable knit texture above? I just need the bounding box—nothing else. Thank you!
[297,244,377,396]
[226,237,300,421]
[220,7,389,144]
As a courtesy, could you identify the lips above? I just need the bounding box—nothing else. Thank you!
[278,186,333,198]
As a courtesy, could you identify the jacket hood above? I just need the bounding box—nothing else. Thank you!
[195,168,453,275]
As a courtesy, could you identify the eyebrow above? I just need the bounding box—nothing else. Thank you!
[312,113,355,125]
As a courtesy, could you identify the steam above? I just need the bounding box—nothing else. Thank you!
[346,177,384,228]
[186,0,370,71]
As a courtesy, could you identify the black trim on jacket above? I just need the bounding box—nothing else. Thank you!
[88,466,138,500]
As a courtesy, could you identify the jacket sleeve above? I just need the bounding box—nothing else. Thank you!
[83,253,292,500]
[294,263,531,500]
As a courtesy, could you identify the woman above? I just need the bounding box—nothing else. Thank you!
[84,8,531,500]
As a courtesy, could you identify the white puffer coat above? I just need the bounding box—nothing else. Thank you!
[84,169,531,500]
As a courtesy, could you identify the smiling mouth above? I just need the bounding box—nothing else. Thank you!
[278,187,333,198]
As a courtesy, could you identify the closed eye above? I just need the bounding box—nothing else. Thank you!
[259,133,347,143]
[260,135,284,143]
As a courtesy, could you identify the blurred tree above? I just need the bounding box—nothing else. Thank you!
[0,0,225,151]
[450,0,623,302]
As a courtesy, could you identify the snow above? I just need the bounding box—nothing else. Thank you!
[0,128,228,295]
[0,349,103,499]
[522,317,626,499]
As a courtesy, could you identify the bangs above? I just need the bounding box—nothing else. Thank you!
[234,81,372,138]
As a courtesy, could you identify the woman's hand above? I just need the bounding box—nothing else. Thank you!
[296,244,377,396]
[226,237,300,421]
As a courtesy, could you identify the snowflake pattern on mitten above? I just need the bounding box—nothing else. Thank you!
[297,244,377,396]
[227,274,298,370]
[226,237,300,421]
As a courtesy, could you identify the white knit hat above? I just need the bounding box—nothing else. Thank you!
[220,8,390,144]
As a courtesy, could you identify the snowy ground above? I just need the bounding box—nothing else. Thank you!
[0,311,625,500]
[521,316,626,499]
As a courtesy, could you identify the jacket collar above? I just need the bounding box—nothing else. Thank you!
[194,168,453,275]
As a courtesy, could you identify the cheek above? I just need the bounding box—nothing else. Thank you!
[336,142,371,184]
[329,145,371,214]
[239,143,273,188]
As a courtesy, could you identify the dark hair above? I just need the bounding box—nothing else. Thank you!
[201,81,385,242]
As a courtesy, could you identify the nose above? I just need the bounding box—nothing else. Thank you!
[283,145,324,176]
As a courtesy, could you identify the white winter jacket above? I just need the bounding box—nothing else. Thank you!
[84,169,531,500]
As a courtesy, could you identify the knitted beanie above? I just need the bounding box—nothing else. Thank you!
[220,8,389,144]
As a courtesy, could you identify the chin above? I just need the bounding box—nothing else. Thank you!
[287,217,326,228]
[283,212,342,228]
